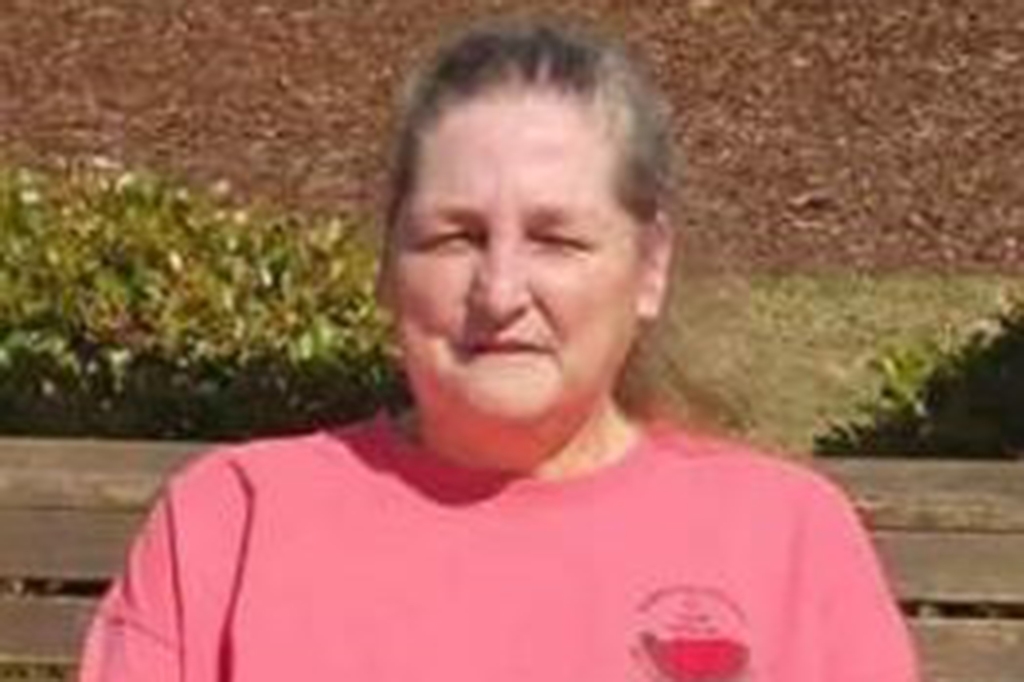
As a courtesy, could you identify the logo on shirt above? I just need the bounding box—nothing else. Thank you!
[631,585,752,682]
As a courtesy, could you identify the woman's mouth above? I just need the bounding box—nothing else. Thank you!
[461,339,547,356]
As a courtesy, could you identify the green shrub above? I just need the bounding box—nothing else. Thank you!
[0,162,404,439]
[815,302,1024,458]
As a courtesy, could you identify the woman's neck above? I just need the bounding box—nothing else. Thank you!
[402,399,641,480]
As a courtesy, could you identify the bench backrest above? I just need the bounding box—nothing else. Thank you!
[1,438,1022,681]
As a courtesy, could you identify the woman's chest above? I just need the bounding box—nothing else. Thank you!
[223,500,802,682]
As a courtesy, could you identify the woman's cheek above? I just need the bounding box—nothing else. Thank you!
[400,262,473,332]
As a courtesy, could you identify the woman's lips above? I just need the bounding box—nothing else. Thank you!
[460,339,547,356]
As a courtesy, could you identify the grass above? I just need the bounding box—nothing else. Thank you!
[664,274,1024,456]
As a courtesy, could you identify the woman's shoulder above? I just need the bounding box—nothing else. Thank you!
[646,424,857,511]
[160,416,387,504]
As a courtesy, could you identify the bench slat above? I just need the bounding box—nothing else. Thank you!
[3,440,1023,533]
[4,510,1024,614]
[0,510,142,580]
[0,438,200,472]
[876,531,1024,606]
[0,598,94,664]
[917,618,1024,682]
[0,439,198,512]
[1,599,1022,682]
[822,459,1024,532]
[0,469,167,512]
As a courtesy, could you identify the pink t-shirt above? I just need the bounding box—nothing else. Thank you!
[80,415,918,681]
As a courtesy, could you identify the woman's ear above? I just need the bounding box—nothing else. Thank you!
[636,212,675,322]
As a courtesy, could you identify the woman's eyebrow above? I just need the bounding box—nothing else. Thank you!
[406,203,484,228]
[409,200,589,232]
[524,205,574,229]
[429,206,489,230]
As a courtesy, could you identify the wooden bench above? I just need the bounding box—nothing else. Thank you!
[1,438,1022,681]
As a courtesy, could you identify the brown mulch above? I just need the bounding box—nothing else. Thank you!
[0,0,1021,272]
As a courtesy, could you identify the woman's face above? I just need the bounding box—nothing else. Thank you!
[380,90,671,428]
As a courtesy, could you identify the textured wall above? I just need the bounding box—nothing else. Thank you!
[1,0,1021,270]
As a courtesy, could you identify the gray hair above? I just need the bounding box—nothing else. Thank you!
[385,19,675,232]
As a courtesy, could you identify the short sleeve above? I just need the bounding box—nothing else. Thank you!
[806,478,920,681]
[78,453,252,682]
[78,495,182,682]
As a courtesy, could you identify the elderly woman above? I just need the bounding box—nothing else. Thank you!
[80,20,918,682]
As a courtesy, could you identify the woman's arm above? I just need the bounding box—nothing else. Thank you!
[78,453,252,682]
[808,477,920,681]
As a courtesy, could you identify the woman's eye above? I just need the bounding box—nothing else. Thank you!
[532,232,590,253]
[419,230,482,252]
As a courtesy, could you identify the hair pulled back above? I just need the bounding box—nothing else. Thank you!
[386,19,675,232]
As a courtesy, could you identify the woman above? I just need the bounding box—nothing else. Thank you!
[80,20,918,682]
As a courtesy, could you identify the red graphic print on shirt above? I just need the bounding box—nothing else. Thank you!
[632,585,752,682]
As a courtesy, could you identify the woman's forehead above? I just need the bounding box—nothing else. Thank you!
[428,86,616,149]
[411,90,622,208]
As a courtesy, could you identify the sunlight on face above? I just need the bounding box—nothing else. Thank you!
[381,89,670,428]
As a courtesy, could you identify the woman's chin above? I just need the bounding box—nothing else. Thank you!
[450,368,565,425]
[460,388,557,424]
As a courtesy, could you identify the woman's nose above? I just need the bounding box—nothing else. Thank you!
[469,240,530,323]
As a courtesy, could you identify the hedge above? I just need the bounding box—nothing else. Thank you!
[815,302,1024,459]
[0,161,404,440]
